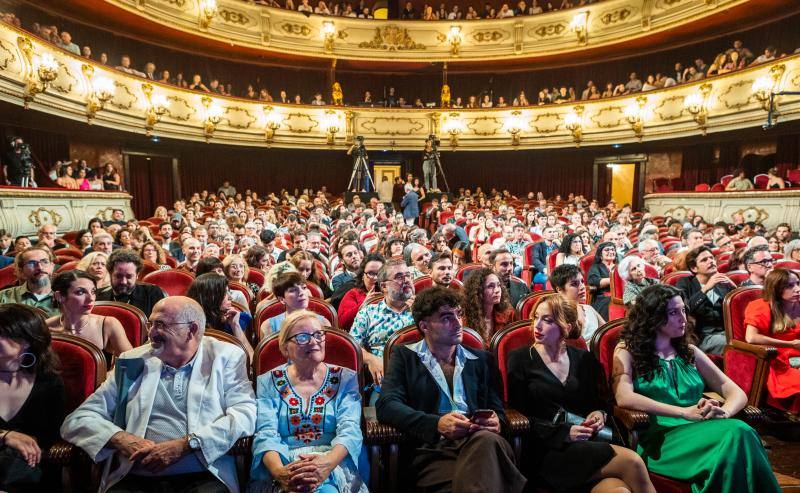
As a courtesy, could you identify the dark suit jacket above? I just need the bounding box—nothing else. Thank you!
[376,345,506,447]
[531,241,556,275]
[675,275,732,333]
[96,282,167,318]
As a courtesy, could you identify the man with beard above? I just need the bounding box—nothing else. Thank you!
[0,246,59,316]
[96,249,166,317]
[332,242,364,291]
[351,258,415,386]
[429,252,457,290]
[489,248,530,307]
[61,297,256,493]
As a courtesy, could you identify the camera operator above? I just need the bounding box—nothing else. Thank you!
[347,135,369,192]
[422,135,439,192]
[3,137,35,187]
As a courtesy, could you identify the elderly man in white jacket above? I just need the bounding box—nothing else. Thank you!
[61,296,256,493]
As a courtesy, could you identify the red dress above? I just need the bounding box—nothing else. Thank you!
[338,288,367,332]
[744,298,800,414]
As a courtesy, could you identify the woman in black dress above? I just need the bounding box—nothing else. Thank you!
[587,241,617,320]
[0,304,66,492]
[100,162,121,191]
[507,294,654,493]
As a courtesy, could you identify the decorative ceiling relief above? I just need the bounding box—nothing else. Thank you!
[358,26,425,50]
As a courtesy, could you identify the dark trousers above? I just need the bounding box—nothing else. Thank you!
[108,472,227,493]
[412,430,527,493]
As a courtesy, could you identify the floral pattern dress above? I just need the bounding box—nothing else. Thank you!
[249,363,368,493]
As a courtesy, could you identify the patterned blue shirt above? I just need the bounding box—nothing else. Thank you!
[506,240,530,267]
[350,300,414,357]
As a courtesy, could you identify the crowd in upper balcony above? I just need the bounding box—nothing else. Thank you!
[1,9,799,110]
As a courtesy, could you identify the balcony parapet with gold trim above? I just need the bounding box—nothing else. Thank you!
[1,23,800,151]
[98,0,750,62]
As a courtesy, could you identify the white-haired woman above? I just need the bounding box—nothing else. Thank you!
[76,251,110,290]
[619,255,657,307]
[784,239,800,263]
[249,311,368,493]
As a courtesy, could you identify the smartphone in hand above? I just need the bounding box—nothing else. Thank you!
[470,409,494,422]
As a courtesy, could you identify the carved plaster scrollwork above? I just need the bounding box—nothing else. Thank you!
[282,113,319,133]
[218,8,252,26]
[466,116,503,136]
[223,106,257,129]
[281,23,312,37]
[27,207,63,228]
[358,116,426,135]
[718,80,754,111]
[653,95,686,121]
[0,39,16,71]
[528,113,562,133]
[358,26,425,50]
[731,206,769,224]
[529,23,566,38]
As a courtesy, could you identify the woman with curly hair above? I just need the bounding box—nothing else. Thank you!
[382,237,405,259]
[462,267,515,345]
[744,268,800,415]
[139,240,171,271]
[613,284,779,492]
[554,232,584,268]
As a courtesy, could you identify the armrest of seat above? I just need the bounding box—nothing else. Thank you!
[729,340,778,360]
[229,436,254,456]
[613,405,650,431]
[362,406,404,444]
[47,440,78,466]
[702,392,763,423]
[504,408,530,435]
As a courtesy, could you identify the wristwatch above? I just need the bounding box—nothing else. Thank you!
[187,433,202,451]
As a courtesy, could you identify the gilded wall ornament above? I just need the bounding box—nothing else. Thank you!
[358,26,425,51]
[599,7,632,25]
[281,23,312,37]
[531,23,566,38]
[0,39,16,71]
[219,8,251,25]
[27,207,63,228]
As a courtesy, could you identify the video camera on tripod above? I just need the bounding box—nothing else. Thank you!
[347,135,375,192]
[6,137,35,187]
[427,134,441,149]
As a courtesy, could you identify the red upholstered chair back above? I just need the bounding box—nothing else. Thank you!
[753,174,769,189]
[53,247,83,259]
[247,268,266,289]
[490,320,533,402]
[662,271,691,286]
[255,298,337,340]
[694,183,710,192]
[137,260,160,280]
[56,260,80,274]
[164,256,179,268]
[644,263,659,279]
[515,290,555,320]
[92,301,148,347]
[720,174,734,187]
[204,328,251,374]
[722,286,763,399]
[228,280,253,308]
[308,298,338,327]
[255,299,286,336]
[253,328,362,380]
[383,325,484,369]
[547,250,558,275]
[726,270,750,286]
[455,263,484,282]
[142,269,194,296]
[610,267,625,304]
[51,334,107,413]
[363,292,384,306]
[579,252,595,277]
[710,183,725,192]
[590,318,628,381]
[776,260,800,271]
[305,282,324,299]
[413,276,433,293]
[0,265,17,290]
[723,286,762,343]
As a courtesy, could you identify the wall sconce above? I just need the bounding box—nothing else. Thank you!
[752,64,785,112]
[199,0,218,29]
[569,11,589,45]
[447,26,463,56]
[202,96,223,142]
[142,83,168,135]
[23,52,59,108]
[323,109,341,145]
[442,112,464,148]
[322,21,336,53]
[564,105,584,147]
[624,96,648,141]
[683,82,712,134]
[82,64,114,123]
[503,110,525,146]
[263,105,282,142]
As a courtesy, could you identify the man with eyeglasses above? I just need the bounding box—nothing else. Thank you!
[351,258,415,387]
[37,224,68,250]
[741,245,774,287]
[0,246,59,316]
[637,238,672,276]
[61,296,256,493]
[377,287,526,493]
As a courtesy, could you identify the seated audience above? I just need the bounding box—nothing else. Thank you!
[463,267,515,344]
[531,227,559,289]
[95,249,166,317]
[249,310,368,492]
[61,297,257,493]
[428,252,456,289]
[741,244,774,286]
[376,287,526,493]
[555,232,583,267]
[489,248,530,307]
[223,253,260,298]
[187,273,254,359]
[0,304,65,492]
[618,255,657,307]
[195,257,249,310]
[337,253,385,331]
[47,270,131,359]
[766,167,786,189]
[587,242,617,320]
[551,264,605,341]
[507,294,654,492]
[744,268,800,415]
[613,284,781,492]
[260,271,330,338]
[139,240,171,270]
[76,251,110,290]
[785,239,800,262]
[675,246,735,355]
[725,168,755,191]
[289,250,332,298]
[0,247,59,317]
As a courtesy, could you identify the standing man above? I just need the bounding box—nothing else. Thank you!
[401,184,420,226]
[422,137,438,191]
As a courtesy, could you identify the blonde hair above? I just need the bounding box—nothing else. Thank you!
[76,251,110,286]
[530,293,582,341]
[222,254,250,281]
[278,309,324,356]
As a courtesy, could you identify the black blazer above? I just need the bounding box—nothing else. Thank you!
[376,345,506,446]
[675,275,733,332]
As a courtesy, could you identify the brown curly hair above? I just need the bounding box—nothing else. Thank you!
[462,267,512,340]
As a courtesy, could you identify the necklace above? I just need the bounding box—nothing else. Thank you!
[62,315,90,335]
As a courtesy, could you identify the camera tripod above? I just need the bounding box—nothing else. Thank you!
[347,150,375,192]
[428,142,450,193]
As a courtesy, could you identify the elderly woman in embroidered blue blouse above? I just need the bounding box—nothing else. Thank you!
[249,310,368,493]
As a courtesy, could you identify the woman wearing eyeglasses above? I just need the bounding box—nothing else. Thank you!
[250,310,368,493]
[47,270,132,360]
[338,254,385,332]
[260,272,331,339]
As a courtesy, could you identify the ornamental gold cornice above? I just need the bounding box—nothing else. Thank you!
[96,0,750,62]
[2,22,800,150]
[0,189,133,200]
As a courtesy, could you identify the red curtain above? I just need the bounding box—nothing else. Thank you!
[128,155,174,219]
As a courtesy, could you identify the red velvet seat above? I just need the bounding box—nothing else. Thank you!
[92,301,148,347]
[521,243,538,286]
[455,263,484,282]
[164,256,179,268]
[383,325,484,369]
[753,174,769,189]
[722,286,775,407]
[247,268,266,288]
[228,280,253,309]
[726,270,750,286]
[515,290,555,320]
[579,251,595,278]
[254,297,338,341]
[413,276,464,293]
[608,267,627,321]
[305,281,324,299]
[776,260,800,271]
[694,183,710,192]
[137,260,161,280]
[720,174,734,187]
[53,247,83,259]
[0,264,16,290]
[142,269,194,296]
[253,328,362,380]
[661,270,691,286]
[56,260,80,273]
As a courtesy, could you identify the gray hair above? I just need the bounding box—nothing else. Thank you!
[784,239,800,258]
[378,257,407,284]
[743,244,770,267]
[637,238,659,251]
[175,298,207,336]
[92,232,113,246]
[617,255,644,281]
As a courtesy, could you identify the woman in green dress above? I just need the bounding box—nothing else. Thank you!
[612,284,780,493]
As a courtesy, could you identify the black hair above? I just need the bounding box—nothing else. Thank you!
[550,264,583,291]
[0,304,60,376]
[196,256,224,276]
[106,249,143,273]
[411,286,463,331]
[186,273,228,331]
